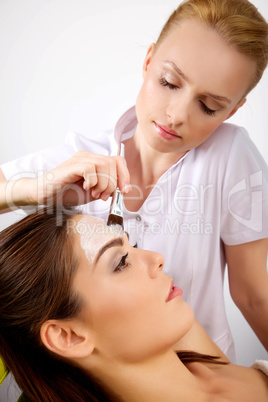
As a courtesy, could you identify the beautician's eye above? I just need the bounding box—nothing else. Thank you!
[159,77,177,90]
[132,243,138,248]
[114,253,130,272]
[200,102,216,116]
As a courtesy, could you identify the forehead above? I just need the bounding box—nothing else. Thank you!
[68,215,124,263]
[69,214,124,239]
[155,19,255,97]
[157,19,228,54]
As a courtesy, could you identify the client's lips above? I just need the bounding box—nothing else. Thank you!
[166,280,183,302]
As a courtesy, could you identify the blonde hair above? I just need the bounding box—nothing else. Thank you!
[156,0,268,94]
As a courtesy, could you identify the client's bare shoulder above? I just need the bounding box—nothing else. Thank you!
[186,361,268,402]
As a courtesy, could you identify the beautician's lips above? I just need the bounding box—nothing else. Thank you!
[153,121,181,141]
[166,279,183,302]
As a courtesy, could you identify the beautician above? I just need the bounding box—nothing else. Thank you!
[0,0,268,362]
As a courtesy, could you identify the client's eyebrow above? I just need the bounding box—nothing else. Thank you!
[95,237,124,263]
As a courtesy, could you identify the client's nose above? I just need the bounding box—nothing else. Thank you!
[145,250,164,279]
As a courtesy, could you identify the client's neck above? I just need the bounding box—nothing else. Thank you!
[86,349,202,401]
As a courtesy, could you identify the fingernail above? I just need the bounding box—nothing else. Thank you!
[122,184,132,194]
[102,194,110,201]
[83,181,89,191]
[92,192,100,199]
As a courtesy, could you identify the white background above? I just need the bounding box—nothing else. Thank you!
[0,2,267,395]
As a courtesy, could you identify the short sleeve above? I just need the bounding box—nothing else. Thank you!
[221,127,268,245]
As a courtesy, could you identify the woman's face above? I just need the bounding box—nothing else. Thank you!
[135,19,256,156]
[71,215,194,363]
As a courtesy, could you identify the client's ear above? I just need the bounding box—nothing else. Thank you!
[40,319,95,359]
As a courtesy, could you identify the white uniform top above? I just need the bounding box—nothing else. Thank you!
[2,106,268,361]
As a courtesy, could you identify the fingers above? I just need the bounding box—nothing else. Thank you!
[82,163,98,191]
[40,151,131,206]
[77,152,131,201]
[95,159,117,201]
[81,155,116,200]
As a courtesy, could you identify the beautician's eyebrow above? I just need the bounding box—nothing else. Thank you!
[164,61,231,104]
[95,237,124,263]
[164,61,190,82]
[203,92,231,104]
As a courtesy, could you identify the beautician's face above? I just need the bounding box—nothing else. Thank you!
[72,215,194,363]
[135,19,256,156]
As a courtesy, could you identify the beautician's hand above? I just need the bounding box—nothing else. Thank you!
[38,151,131,205]
[0,152,131,211]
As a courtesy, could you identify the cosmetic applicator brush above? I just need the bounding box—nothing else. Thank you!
[107,143,125,229]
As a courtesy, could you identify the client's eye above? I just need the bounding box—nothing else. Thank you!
[114,253,130,272]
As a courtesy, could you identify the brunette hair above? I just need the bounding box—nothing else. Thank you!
[156,0,268,95]
[0,207,226,401]
[0,207,119,401]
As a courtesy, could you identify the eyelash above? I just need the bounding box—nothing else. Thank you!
[200,103,216,116]
[115,253,130,272]
[159,77,177,90]
[114,243,137,273]
[159,77,216,117]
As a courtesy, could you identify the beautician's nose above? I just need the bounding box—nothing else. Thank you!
[166,93,190,125]
[144,250,164,279]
